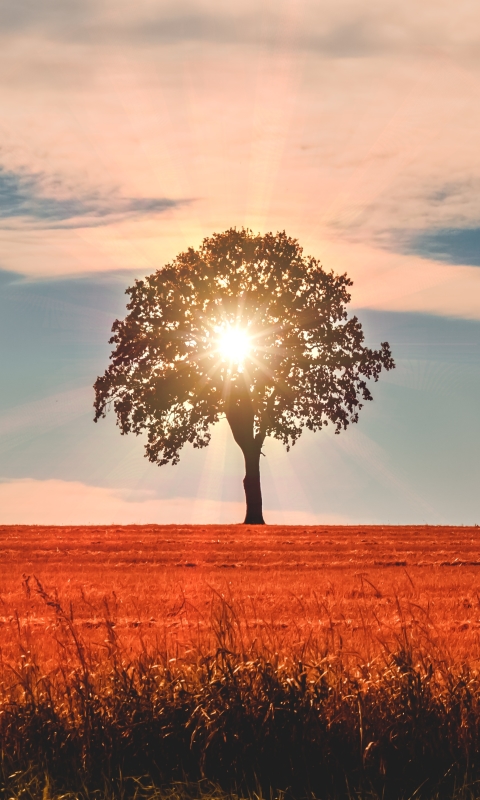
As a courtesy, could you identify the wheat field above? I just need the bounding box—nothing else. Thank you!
[1,524,480,799]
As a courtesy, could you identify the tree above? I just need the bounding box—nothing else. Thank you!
[94,228,395,524]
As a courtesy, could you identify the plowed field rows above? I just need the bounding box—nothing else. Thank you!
[1,525,480,665]
[2,524,480,570]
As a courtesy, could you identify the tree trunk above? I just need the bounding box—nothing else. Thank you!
[242,446,265,525]
[225,377,266,525]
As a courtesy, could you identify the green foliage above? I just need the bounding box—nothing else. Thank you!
[94,228,394,466]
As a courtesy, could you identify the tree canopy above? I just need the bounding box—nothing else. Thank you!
[94,228,394,523]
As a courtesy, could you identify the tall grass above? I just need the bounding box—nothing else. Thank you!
[2,579,480,799]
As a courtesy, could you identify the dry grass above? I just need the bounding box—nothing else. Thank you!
[1,525,480,799]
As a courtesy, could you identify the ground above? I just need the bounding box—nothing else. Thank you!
[1,524,479,669]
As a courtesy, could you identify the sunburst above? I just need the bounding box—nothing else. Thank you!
[217,326,251,368]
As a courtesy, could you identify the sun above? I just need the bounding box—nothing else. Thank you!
[217,326,251,367]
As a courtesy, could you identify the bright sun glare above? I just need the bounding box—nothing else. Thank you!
[217,327,251,366]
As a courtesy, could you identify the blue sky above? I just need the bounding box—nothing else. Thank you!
[0,0,479,523]
[1,267,478,524]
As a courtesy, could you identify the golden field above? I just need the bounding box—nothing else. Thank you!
[2,524,480,799]
[1,524,480,666]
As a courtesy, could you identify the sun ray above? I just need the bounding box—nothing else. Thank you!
[216,326,251,369]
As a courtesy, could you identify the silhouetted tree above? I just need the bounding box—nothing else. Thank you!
[94,229,394,524]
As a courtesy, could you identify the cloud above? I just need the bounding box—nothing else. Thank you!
[327,170,480,267]
[0,167,185,229]
[0,478,342,525]
[129,10,376,55]
[392,227,480,267]
[2,0,478,57]
[0,0,92,36]
[144,14,390,59]
[110,6,436,57]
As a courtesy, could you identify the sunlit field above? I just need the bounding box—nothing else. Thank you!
[1,524,480,799]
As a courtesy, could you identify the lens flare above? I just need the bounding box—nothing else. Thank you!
[217,327,250,367]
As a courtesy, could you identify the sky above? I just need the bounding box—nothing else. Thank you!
[1,0,479,525]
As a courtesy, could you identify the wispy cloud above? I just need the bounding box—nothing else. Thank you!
[391,227,480,267]
[1,1,477,57]
[326,171,480,267]
[129,11,381,56]
[0,0,91,37]
[0,167,185,228]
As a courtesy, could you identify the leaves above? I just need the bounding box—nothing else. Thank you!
[94,228,395,464]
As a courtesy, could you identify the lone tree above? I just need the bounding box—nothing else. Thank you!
[94,229,394,524]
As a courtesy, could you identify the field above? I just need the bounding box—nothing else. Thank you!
[1,524,480,799]
[2,524,480,663]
